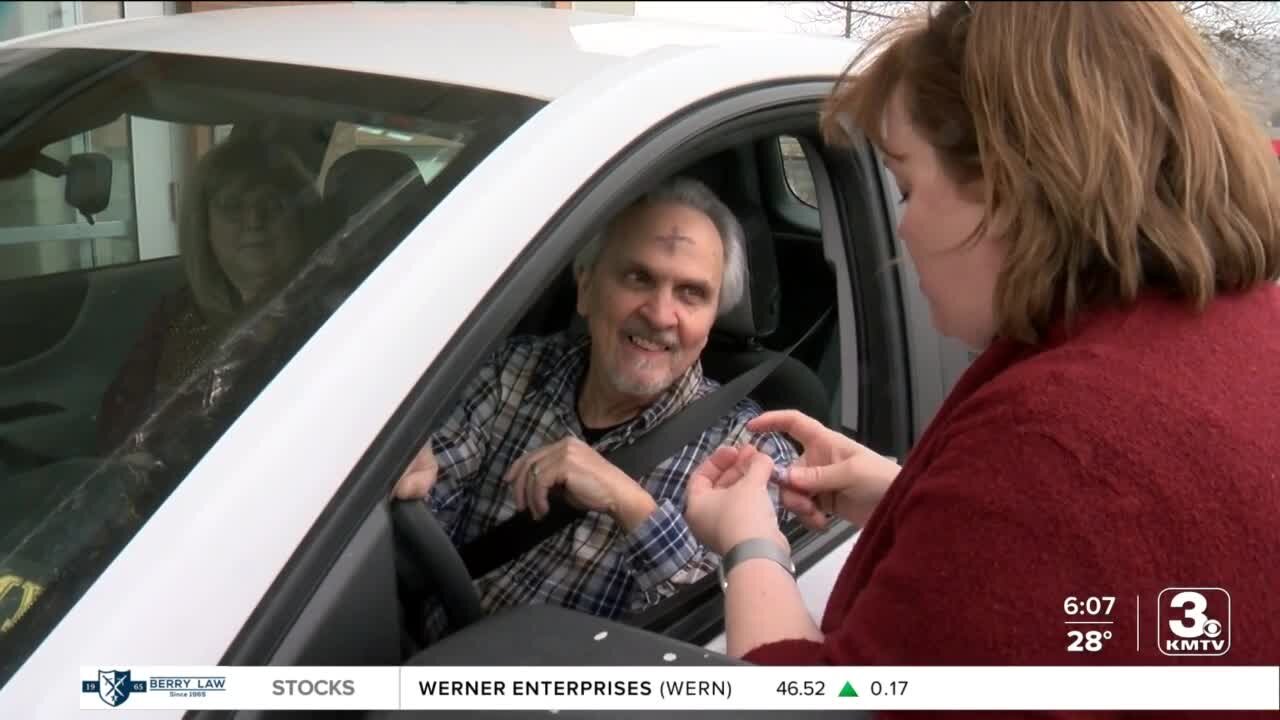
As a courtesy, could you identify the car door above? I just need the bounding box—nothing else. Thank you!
[0,114,189,473]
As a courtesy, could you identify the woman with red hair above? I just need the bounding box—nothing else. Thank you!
[684,5,1280,718]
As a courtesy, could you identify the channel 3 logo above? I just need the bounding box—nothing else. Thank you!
[1158,588,1230,656]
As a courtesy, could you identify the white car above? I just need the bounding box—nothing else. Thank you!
[0,4,970,718]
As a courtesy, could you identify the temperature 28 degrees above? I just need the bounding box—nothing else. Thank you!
[1068,630,1113,652]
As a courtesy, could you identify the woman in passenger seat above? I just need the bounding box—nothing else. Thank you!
[96,135,323,454]
[682,1,1280,710]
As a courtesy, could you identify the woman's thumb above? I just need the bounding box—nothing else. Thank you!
[781,461,848,494]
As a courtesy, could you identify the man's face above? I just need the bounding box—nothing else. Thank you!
[577,201,725,401]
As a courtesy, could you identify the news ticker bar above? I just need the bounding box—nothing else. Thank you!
[79,665,1280,711]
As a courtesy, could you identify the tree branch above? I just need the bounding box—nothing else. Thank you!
[774,1,1277,113]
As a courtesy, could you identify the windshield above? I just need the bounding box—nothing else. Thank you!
[0,47,544,684]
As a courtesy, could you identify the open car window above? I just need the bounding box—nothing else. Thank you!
[0,47,544,684]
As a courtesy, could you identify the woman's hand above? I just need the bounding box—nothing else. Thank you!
[685,444,788,556]
[747,410,900,529]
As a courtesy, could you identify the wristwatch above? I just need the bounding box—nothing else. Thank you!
[717,537,796,591]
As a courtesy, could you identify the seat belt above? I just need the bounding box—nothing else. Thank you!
[456,307,833,578]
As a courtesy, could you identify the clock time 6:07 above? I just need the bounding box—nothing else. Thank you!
[1063,596,1116,616]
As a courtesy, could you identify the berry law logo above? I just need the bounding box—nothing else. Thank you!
[82,669,227,706]
[83,669,147,707]
[1157,587,1230,656]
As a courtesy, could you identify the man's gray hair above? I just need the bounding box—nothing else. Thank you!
[572,177,748,315]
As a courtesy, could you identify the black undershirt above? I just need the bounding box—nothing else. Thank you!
[580,416,625,445]
[575,368,628,445]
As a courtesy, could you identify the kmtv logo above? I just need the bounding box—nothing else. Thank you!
[1158,588,1230,656]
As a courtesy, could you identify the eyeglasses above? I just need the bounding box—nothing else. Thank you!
[210,187,295,225]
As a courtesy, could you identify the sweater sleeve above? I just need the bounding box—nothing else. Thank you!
[745,425,1130,666]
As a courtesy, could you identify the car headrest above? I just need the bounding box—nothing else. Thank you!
[678,150,781,341]
[712,203,780,340]
[323,148,427,221]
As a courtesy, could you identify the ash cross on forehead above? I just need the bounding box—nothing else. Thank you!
[655,225,693,251]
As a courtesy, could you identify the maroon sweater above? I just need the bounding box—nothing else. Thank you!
[745,286,1280,718]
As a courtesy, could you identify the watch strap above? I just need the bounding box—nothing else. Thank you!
[717,537,795,590]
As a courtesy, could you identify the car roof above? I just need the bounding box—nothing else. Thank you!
[1,3,857,101]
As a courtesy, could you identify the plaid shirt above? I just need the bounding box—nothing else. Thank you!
[421,331,797,639]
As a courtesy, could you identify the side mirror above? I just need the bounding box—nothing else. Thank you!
[64,152,113,223]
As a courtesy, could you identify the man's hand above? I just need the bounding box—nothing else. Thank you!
[392,445,439,500]
[505,438,656,530]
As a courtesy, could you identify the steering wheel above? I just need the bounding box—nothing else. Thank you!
[388,499,485,633]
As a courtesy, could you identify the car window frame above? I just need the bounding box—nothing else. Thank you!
[774,134,822,217]
[763,134,821,234]
[856,144,968,443]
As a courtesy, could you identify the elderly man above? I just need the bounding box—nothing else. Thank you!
[394,176,796,637]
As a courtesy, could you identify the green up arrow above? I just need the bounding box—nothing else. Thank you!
[839,682,858,698]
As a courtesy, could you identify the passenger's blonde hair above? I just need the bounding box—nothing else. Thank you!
[824,1,1280,343]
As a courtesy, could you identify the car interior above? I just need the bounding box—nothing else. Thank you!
[231,123,866,720]
[383,134,854,653]
[339,116,878,720]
